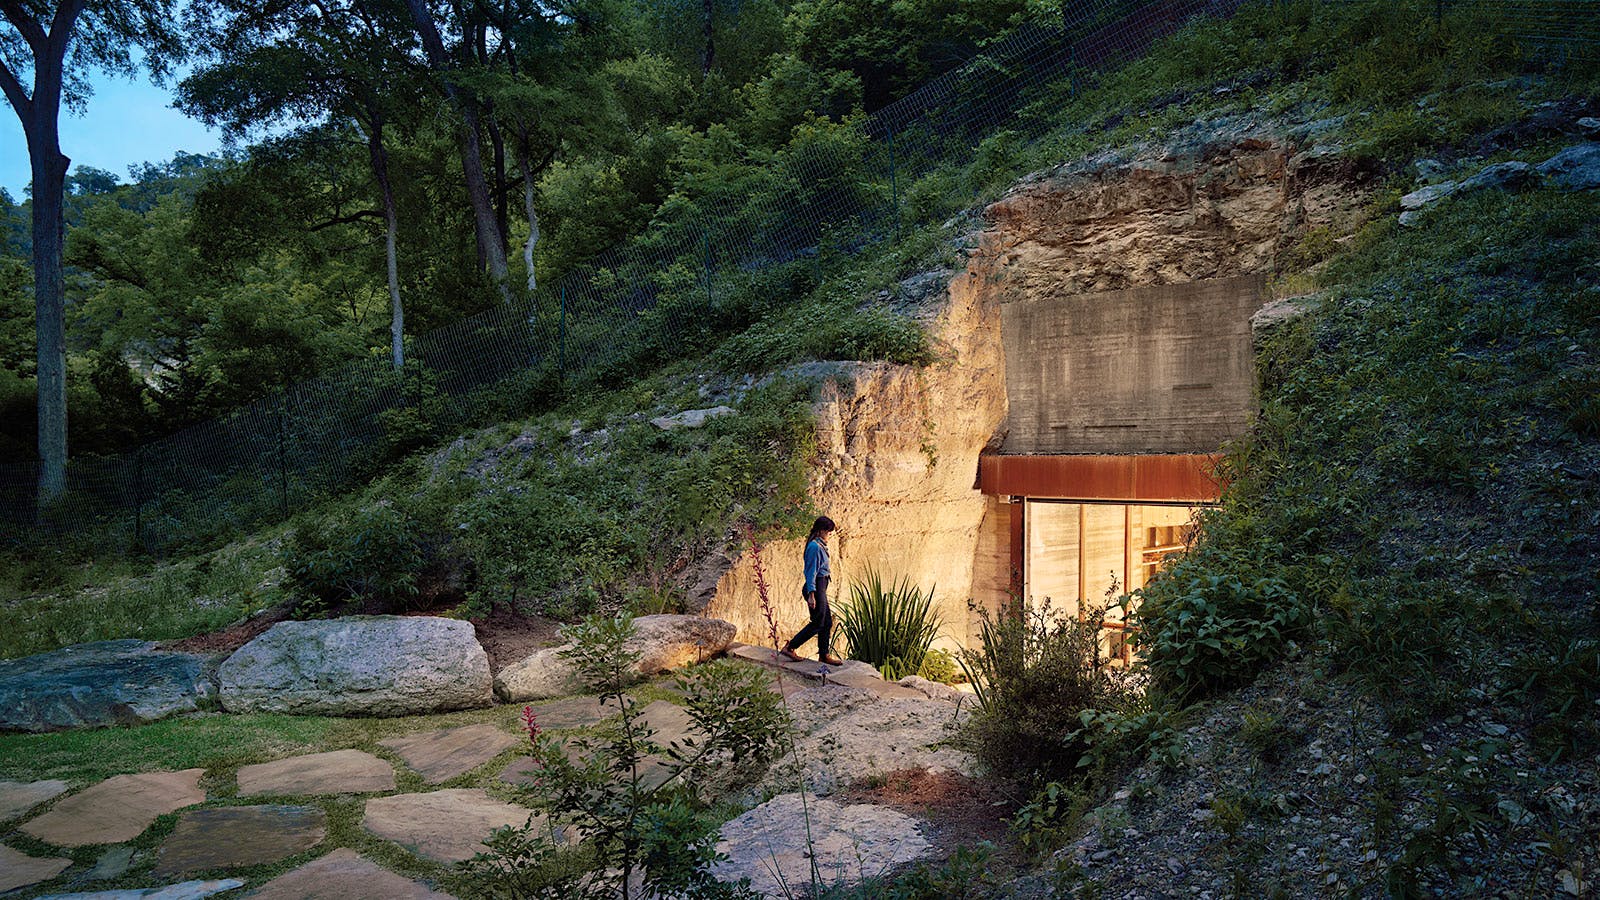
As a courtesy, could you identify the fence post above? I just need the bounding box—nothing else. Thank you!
[704,232,714,308]
[133,446,144,550]
[558,285,567,381]
[886,127,900,229]
[277,398,290,520]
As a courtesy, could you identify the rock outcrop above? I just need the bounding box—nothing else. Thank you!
[495,614,737,702]
[0,640,216,732]
[219,616,492,716]
[713,793,933,896]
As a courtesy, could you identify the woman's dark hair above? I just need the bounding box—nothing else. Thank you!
[808,516,836,542]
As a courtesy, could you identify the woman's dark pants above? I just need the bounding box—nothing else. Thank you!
[784,575,833,657]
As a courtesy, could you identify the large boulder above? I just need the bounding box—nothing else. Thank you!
[495,615,736,702]
[219,616,491,716]
[0,640,215,732]
[1538,142,1600,191]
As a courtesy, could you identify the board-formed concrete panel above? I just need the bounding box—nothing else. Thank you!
[1000,275,1265,455]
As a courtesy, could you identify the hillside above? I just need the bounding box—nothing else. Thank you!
[2,0,1599,897]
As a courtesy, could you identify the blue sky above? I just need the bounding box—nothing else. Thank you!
[1,71,223,199]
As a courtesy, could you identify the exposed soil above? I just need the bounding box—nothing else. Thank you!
[161,603,293,654]
[471,609,563,674]
[839,767,1017,854]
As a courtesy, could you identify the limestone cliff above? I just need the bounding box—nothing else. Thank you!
[703,118,1371,652]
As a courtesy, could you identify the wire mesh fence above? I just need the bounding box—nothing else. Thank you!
[2,0,1595,553]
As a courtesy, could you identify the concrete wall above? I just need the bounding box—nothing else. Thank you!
[1000,275,1265,455]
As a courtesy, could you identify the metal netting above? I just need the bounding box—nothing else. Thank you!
[2,0,1594,553]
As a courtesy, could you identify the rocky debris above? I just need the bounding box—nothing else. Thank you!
[1400,142,1600,225]
[1537,142,1600,191]
[362,789,540,863]
[0,640,215,732]
[153,806,326,876]
[758,686,974,798]
[34,880,246,900]
[246,848,454,900]
[649,406,735,430]
[495,615,736,702]
[219,616,492,716]
[378,724,521,784]
[236,749,395,797]
[22,770,206,847]
[712,793,933,896]
[894,675,966,703]
[0,843,72,893]
[0,778,70,821]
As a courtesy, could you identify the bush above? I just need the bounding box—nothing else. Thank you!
[1131,558,1309,702]
[916,647,963,684]
[959,599,1132,786]
[452,615,785,899]
[837,570,942,679]
[282,490,461,616]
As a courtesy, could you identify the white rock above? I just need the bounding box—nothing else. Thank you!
[219,616,491,716]
[495,615,737,702]
[894,675,964,702]
[712,794,932,896]
[650,406,736,430]
[1399,181,1459,209]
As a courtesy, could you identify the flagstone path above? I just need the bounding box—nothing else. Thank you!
[235,750,395,797]
[0,666,965,898]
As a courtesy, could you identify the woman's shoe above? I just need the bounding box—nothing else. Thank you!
[820,654,844,666]
[779,647,804,662]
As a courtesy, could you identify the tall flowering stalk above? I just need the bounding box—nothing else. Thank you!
[746,525,783,651]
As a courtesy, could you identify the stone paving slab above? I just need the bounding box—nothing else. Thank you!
[519,695,610,729]
[0,778,71,822]
[154,805,327,877]
[246,845,454,890]
[712,793,933,896]
[236,750,395,797]
[363,789,540,863]
[0,843,72,893]
[378,724,520,784]
[246,849,453,900]
[22,770,206,847]
[35,879,245,899]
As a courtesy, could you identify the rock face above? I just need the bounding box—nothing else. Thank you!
[712,793,933,896]
[219,617,492,716]
[704,119,1369,651]
[495,615,736,701]
[0,640,215,732]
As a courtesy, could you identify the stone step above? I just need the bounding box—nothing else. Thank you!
[725,644,927,700]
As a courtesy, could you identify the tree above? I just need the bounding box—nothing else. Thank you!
[181,0,423,368]
[0,0,182,503]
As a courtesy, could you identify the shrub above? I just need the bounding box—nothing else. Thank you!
[452,615,785,898]
[282,491,461,616]
[837,570,942,680]
[916,647,963,684]
[959,599,1132,786]
[1131,557,1309,702]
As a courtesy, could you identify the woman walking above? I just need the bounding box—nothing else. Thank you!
[780,516,842,665]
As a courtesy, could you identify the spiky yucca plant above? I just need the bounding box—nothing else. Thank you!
[838,569,942,679]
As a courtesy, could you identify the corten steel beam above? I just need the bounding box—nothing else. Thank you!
[978,453,1223,502]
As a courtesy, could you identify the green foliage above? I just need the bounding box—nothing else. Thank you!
[453,615,782,899]
[817,842,1001,899]
[916,647,963,684]
[1068,698,1188,777]
[1131,563,1309,702]
[282,486,461,616]
[959,600,1133,786]
[1011,782,1090,855]
[837,569,942,679]
[1504,638,1600,761]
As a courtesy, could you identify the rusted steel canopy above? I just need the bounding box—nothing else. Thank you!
[978,453,1222,502]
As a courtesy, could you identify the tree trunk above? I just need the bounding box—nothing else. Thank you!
[366,119,404,370]
[29,127,69,504]
[514,136,539,296]
[487,112,510,259]
[401,0,512,304]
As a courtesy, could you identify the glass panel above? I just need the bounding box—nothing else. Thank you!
[1025,500,1078,619]
[1138,505,1199,588]
[1081,504,1126,613]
